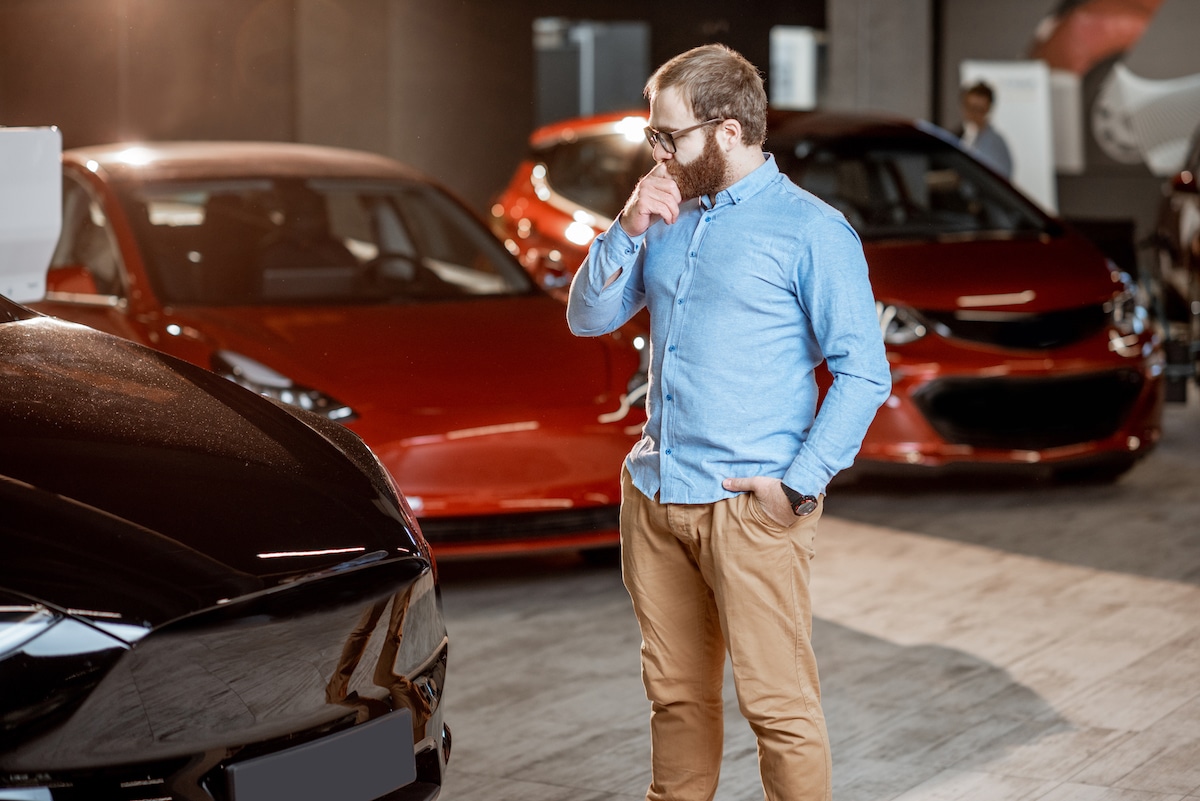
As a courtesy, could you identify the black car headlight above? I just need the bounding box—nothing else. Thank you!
[212,350,357,422]
[876,301,928,345]
[0,592,130,748]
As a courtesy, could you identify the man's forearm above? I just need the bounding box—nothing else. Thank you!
[566,224,645,337]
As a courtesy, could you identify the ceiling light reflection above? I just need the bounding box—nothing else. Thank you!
[257,546,367,559]
[116,146,154,165]
[616,116,648,142]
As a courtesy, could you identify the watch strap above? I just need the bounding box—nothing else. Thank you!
[780,482,819,516]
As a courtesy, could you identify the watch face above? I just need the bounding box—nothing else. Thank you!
[795,498,818,516]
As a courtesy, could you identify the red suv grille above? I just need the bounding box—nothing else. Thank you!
[913,370,1144,450]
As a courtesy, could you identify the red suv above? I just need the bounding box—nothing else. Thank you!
[491,110,1166,481]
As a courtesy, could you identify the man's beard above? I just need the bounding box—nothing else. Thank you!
[667,129,728,201]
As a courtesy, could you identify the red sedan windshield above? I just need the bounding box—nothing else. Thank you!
[117,178,533,305]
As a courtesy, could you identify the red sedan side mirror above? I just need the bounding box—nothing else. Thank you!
[46,264,100,295]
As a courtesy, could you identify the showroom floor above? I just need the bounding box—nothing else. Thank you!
[435,389,1200,801]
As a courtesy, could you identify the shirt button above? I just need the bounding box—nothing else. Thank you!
[666,394,673,401]
[705,216,711,222]
[665,448,672,455]
[668,345,676,352]
[677,299,684,305]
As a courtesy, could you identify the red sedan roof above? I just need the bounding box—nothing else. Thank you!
[527,108,938,151]
[64,141,428,184]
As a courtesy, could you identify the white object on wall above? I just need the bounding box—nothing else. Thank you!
[0,127,62,303]
[770,26,822,111]
[1050,69,1085,175]
[961,60,1058,212]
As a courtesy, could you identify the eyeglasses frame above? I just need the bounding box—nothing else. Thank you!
[644,118,723,154]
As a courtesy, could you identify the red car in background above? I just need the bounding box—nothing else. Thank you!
[36,141,647,557]
[491,110,1165,481]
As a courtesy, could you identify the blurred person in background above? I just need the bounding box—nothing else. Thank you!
[957,81,1014,178]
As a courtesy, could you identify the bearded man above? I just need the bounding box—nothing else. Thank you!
[566,44,890,801]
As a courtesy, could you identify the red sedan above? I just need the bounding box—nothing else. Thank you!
[36,141,647,556]
[490,110,1165,481]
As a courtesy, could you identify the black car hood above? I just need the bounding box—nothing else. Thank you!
[0,312,424,628]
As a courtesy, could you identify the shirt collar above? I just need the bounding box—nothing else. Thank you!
[701,152,778,210]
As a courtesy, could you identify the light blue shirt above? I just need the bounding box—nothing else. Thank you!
[567,154,890,503]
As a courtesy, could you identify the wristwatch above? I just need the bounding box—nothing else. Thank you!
[780,483,819,517]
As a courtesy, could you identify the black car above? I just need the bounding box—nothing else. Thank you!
[0,296,450,801]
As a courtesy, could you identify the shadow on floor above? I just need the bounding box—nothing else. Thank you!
[437,556,1067,800]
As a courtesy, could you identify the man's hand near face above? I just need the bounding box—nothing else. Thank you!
[619,162,682,237]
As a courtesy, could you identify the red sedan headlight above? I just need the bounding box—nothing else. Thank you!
[876,301,929,345]
[1106,267,1149,337]
[212,350,357,422]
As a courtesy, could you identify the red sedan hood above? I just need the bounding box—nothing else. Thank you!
[865,233,1117,312]
[165,294,621,413]
[160,294,640,520]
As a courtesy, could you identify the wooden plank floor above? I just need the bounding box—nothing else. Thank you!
[436,392,1200,800]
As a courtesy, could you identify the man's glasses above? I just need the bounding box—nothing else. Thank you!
[644,118,722,154]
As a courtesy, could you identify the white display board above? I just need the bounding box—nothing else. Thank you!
[770,26,821,111]
[0,127,62,303]
[961,60,1058,213]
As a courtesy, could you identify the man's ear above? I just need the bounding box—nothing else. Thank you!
[716,118,742,151]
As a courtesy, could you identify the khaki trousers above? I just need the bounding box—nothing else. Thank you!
[620,467,831,801]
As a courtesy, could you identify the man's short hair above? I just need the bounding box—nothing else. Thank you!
[962,81,995,107]
[644,44,768,147]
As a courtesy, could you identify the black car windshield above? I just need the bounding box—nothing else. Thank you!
[772,133,1055,242]
[118,178,534,305]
